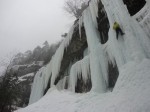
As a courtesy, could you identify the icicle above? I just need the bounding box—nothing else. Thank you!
[83,7,107,93]
[79,16,83,38]
[89,0,99,28]
[83,48,89,57]
[50,25,75,86]
[56,76,67,90]
[29,59,54,105]
[83,7,100,51]
[69,56,90,92]
[29,67,45,105]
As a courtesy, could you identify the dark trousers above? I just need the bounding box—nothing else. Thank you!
[116,27,124,39]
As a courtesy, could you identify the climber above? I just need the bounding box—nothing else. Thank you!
[113,22,125,39]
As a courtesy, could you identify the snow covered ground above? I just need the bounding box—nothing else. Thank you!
[15,59,150,112]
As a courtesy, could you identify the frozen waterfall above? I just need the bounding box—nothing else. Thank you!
[29,0,150,105]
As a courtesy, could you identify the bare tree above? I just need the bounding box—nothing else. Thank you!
[64,0,89,18]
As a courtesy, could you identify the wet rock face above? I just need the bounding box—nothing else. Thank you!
[123,0,146,16]
[97,0,110,44]
[54,25,88,85]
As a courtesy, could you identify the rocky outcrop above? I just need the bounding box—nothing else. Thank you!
[16,64,42,77]
[18,74,34,107]
[123,0,146,16]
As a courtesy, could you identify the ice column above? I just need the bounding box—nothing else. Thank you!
[83,7,107,93]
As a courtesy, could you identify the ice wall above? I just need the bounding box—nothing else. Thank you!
[101,0,150,63]
[29,67,45,104]
[29,62,52,104]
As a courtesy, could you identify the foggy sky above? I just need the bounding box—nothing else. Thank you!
[0,0,74,59]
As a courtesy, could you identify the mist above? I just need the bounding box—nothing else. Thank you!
[0,0,74,58]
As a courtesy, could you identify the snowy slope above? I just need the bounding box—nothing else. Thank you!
[15,59,150,112]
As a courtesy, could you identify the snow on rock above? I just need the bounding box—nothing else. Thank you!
[15,59,150,112]
[18,73,34,82]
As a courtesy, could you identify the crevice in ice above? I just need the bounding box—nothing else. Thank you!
[108,61,119,89]
[75,74,92,93]
[44,74,51,95]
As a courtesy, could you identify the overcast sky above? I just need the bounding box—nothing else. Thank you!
[0,0,74,59]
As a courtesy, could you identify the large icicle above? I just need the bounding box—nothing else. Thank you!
[83,3,107,92]
[50,25,75,86]
[29,62,53,105]
[29,67,46,105]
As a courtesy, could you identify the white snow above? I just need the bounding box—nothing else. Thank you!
[15,59,150,112]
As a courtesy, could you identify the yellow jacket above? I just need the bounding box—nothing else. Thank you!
[113,22,120,30]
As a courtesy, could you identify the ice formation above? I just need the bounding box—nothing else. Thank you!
[28,0,150,107]
[69,56,90,92]
[15,59,150,112]
[29,67,46,104]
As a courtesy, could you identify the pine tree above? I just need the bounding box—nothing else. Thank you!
[0,67,20,112]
